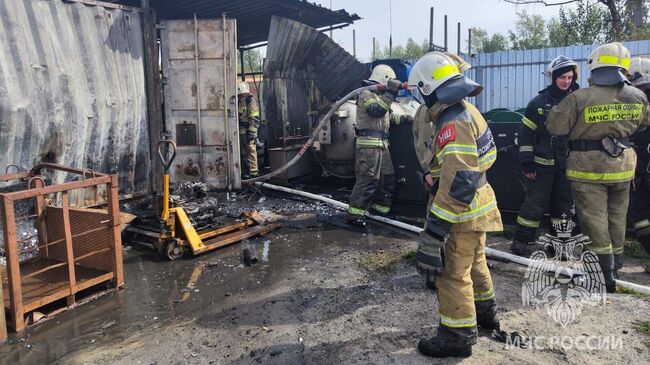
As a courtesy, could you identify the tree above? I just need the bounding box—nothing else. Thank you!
[503,0,624,41]
[470,27,509,53]
[508,11,549,50]
[372,38,428,60]
[237,49,263,74]
[547,0,606,46]
[622,0,650,40]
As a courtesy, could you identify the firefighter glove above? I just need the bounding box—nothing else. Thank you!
[522,162,536,175]
[416,231,445,279]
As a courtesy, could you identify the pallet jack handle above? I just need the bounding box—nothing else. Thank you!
[157,139,177,222]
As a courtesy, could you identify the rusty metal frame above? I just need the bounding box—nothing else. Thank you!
[0,163,124,332]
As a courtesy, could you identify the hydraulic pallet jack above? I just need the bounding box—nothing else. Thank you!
[125,139,278,260]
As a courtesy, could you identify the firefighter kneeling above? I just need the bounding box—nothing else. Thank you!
[408,52,503,358]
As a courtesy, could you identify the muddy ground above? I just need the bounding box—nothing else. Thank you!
[1,192,650,365]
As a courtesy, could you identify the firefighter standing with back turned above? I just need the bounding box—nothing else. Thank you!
[237,81,260,179]
[547,42,650,293]
[347,65,413,227]
[511,56,579,256]
[627,57,650,272]
[408,52,503,358]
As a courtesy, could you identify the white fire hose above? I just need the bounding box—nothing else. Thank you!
[256,181,650,296]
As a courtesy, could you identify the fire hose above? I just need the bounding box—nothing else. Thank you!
[256,181,650,296]
[242,83,398,184]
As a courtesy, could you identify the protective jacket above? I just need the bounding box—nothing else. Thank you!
[519,86,576,168]
[547,83,650,183]
[238,95,260,132]
[356,90,404,148]
[424,100,503,237]
[413,104,436,173]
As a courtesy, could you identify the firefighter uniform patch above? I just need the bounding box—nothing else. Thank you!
[437,124,456,148]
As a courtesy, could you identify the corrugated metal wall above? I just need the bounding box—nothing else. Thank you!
[465,40,650,112]
[0,0,149,196]
[264,16,369,147]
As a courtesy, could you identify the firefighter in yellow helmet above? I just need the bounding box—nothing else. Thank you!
[237,81,260,179]
[346,64,413,226]
[627,57,650,273]
[409,52,503,358]
[547,43,650,292]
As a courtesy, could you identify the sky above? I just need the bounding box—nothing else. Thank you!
[310,0,579,62]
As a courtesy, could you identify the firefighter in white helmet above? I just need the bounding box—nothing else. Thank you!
[547,42,650,292]
[408,51,502,358]
[347,64,413,226]
[237,81,260,178]
[511,55,579,257]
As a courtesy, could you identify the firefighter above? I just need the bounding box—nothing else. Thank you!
[627,57,650,271]
[347,65,413,226]
[547,42,650,293]
[408,52,503,358]
[237,81,260,179]
[511,56,579,257]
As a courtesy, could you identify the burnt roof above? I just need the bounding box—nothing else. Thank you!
[109,0,360,47]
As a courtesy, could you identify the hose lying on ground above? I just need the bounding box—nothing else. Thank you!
[256,181,650,296]
[242,84,382,184]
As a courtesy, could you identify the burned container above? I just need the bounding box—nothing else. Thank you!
[161,17,241,190]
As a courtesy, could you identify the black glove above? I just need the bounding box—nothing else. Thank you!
[399,114,414,124]
[416,231,445,286]
[386,78,403,93]
[522,162,536,175]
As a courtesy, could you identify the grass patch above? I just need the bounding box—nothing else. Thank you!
[401,249,417,266]
[617,285,650,301]
[358,248,418,272]
[634,321,650,348]
[624,239,650,262]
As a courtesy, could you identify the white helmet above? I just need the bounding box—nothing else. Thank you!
[587,42,631,72]
[369,64,397,85]
[408,52,461,96]
[444,52,472,73]
[545,55,578,85]
[237,81,250,95]
[628,57,650,87]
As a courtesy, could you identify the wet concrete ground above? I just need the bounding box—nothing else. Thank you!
[1,194,649,364]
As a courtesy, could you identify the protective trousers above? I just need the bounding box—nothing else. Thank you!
[348,147,395,216]
[239,127,258,175]
[437,231,496,335]
[571,181,630,256]
[514,166,574,243]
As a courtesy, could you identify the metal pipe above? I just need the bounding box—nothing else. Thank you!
[372,36,376,60]
[468,28,472,55]
[429,7,434,49]
[353,29,356,58]
[444,15,448,51]
[239,49,245,81]
[193,14,204,181]
[222,14,232,191]
[256,181,650,296]
[457,22,461,55]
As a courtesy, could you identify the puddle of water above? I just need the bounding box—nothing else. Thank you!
[0,220,411,364]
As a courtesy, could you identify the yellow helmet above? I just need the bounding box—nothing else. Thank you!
[369,64,397,85]
[628,57,650,87]
[237,81,250,95]
[408,52,461,96]
[587,42,631,72]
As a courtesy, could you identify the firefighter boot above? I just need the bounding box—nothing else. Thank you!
[418,325,477,358]
[597,253,617,293]
[511,240,538,257]
[475,299,500,331]
[613,254,624,279]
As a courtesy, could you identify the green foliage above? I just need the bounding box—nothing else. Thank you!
[548,1,606,46]
[508,11,549,50]
[470,27,509,54]
[373,37,429,60]
[236,49,263,74]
